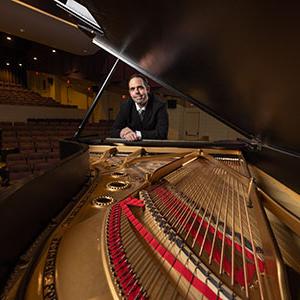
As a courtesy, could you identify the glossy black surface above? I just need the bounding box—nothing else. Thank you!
[245,146,300,193]
[80,0,300,154]
[104,138,248,149]
[0,140,90,290]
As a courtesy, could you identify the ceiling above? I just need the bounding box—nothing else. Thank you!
[0,0,99,55]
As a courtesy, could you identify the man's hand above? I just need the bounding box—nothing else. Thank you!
[120,127,132,138]
[120,127,140,141]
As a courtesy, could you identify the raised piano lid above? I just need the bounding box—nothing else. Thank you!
[55,0,300,192]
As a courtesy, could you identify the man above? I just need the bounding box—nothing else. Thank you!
[111,74,168,141]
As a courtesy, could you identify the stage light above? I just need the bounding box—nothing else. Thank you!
[6,36,12,41]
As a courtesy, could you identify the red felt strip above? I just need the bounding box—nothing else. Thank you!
[107,202,145,299]
[121,197,219,300]
[154,187,264,285]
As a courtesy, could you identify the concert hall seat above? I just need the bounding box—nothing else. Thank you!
[31,129,45,137]
[57,130,72,138]
[49,138,60,153]
[8,163,31,181]
[27,153,47,172]
[18,142,35,154]
[16,129,31,138]
[9,171,32,181]
[2,139,18,149]
[35,140,51,153]
[6,153,27,166]
[18,136,34,145]
[27,152,46,164]
[45,152,60,164]
[0,122,13,129]
[2,130,16,139]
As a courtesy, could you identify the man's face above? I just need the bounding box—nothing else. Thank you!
[128,77,150,106]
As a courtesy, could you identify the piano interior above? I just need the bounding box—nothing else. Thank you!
[1,144,293,300]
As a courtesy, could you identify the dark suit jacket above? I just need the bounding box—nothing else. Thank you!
[111,95,168,139]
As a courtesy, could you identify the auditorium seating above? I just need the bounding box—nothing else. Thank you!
[0,81,77,108]
[0,119,113,183]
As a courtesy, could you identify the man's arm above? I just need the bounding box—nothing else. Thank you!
[141,103,169,139]
[111,101,139,140]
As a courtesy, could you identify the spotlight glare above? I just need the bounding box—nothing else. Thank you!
[6,62,10,66]
[52,49,56,53]
[19,63,22,67]
[6,36,12,41]
[33,57,38,61]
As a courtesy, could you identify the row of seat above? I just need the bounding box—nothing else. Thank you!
[0,81,22,88]
[0,121,113,139]
[0,119,114,182]
[0,85,77,108]
[7,152,60,181]
[0,120,114,128]
[3,138,60,153]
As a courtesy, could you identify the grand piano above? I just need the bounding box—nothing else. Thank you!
[1,1,300,299]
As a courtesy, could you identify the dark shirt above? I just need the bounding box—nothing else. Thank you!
[111,95,168,139]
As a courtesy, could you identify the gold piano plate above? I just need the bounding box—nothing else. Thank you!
[106,181,131,191]
[3,146,290,300]
[111,171,127,178]
[92,195,114,207]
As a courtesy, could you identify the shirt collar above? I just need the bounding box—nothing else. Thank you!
[135,102,147,111]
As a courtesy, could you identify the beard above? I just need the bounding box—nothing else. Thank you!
[133,95,148,106]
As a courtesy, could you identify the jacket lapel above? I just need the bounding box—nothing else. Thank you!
[142,98,153,125]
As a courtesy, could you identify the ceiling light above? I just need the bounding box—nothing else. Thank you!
[6,62,10,66]
[6,36,12,41]
[83,49,88,53]
[20,28,25,33]
[19,63,22,67]
[33,57,38,61]
[52,49,56,53]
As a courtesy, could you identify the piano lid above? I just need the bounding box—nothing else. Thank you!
[57,0,300,155]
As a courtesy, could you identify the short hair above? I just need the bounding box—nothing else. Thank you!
[128,73,149,88]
